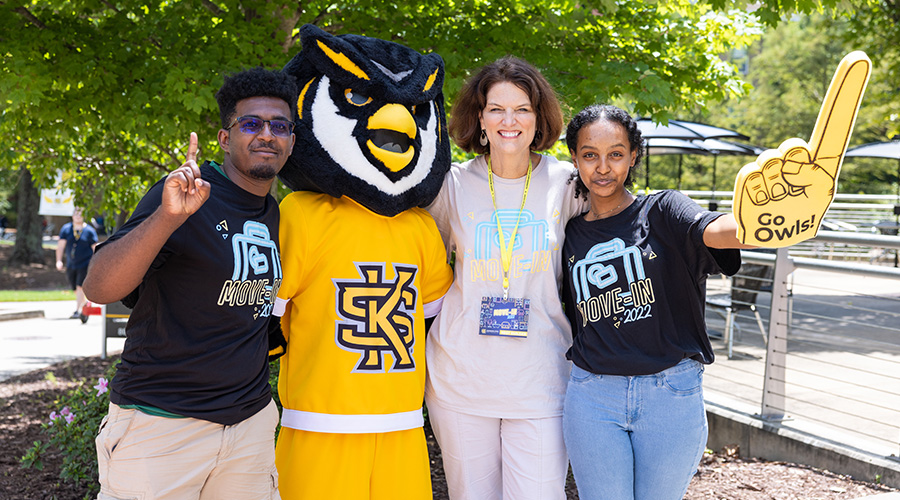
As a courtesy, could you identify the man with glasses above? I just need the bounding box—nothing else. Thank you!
[83,67,296,499]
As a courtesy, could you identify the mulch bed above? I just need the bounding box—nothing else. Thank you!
[0,244,70,291]
[2,244,897,498]
[0,355,896,499]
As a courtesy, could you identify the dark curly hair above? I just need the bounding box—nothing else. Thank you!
[566,104,645,200]
[448,56,563,154]
[215,67,299,128]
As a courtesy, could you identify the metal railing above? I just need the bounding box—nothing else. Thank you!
[703,231,900,460]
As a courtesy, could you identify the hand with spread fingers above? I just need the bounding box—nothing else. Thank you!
[733,51,871,247]
[163,132,211,217]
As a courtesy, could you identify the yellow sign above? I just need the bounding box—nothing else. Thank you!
[733,51,871,247]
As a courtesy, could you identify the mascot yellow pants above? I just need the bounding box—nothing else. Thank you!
[275,427,431,499]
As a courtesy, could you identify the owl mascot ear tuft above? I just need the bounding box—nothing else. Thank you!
[280,24,451,217]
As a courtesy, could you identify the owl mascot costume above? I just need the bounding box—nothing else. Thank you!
[271,24,453,499]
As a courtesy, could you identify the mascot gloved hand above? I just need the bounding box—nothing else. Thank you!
[732,51,871,247]
[266,314,286,362]
[271,24,453,500]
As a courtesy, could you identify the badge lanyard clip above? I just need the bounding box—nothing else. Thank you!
[488,157,532,300]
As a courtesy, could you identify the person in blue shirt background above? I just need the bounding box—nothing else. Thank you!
[56,208,98,320]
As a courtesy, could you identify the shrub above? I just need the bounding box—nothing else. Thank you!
[21,362,117,498]
[20,358,282,498]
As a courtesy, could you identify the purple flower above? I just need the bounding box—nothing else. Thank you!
[64,412,76,425]
[49,411,59,426]
[93,377,109,396]
[60,406,71,417]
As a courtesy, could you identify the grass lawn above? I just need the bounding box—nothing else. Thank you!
[0,289,73,302]
[0,239,58,249]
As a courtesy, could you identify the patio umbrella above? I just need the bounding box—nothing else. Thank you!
[647,137,713,156]
[637,118,751,142]
[645,138,711,190]
[695,139,765,195]
[846,140,900,266]
[637,118,750,189]
[845,141,900,200]
[642,137,761,192]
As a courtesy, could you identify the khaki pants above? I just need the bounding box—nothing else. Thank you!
[95,400,280,500]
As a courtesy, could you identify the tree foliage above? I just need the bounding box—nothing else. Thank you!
[845,0,900,139]
[702,11,899,195]
[0,0,865,220]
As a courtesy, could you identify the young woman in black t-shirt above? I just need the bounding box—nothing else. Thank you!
[560,105,753,500]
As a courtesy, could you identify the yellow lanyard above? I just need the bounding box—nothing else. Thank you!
[488,156,532,299]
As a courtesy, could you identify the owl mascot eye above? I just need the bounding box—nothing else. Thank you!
[270,24,453,499]
[279,23,450,216]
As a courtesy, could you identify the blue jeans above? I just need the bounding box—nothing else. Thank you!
[563,358,707,500]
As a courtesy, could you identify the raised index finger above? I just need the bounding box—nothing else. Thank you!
[186,132,198,165]
[808,51,871,177]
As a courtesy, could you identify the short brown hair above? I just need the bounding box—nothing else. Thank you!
[449,56,563,155]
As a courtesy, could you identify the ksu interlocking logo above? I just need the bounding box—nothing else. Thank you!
[334,263,419,373]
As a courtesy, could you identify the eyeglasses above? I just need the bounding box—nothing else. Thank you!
[226,116,294,137]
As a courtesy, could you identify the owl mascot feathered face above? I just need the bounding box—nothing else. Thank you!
[280,24,450,216]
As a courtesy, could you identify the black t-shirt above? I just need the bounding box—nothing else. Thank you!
[102,162,281,425]
[562,190,740,376]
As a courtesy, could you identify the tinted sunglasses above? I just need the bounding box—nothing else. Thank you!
[226,116,294,137]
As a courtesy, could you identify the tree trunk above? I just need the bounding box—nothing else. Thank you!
[10,166,45,266]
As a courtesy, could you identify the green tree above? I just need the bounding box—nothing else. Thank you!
[10,166,44,265]
[846,0,900,139]
[703,13,899,195]
[0,0,861,244]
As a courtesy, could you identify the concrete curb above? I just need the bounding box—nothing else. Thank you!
[0,310,44,322]
[706,400,900,489]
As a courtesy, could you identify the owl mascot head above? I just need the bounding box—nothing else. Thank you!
[280,24,450,216]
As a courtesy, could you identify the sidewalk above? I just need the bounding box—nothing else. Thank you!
[0,301,125,381]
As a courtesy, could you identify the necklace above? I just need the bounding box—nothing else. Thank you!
[589,194,631,220]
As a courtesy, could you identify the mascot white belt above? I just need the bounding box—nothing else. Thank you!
[270,24,453,500]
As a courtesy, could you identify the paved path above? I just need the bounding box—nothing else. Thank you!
[0,301,125,381]
[704,267,900,459]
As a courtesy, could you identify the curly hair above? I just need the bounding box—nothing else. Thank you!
[448,56,563,154]
[566,104,645,200]
[215,67,299,128]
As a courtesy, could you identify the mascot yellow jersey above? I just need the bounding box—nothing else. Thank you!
[275,191,452,432]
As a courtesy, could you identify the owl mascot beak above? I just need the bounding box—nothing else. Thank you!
[280,24,451,217]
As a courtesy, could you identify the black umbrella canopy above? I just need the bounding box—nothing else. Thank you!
[644,138,710,191]
[846,140,900,159]
[637,118,751,189]
[636,118,750,141]
[646,138,712,156]
[694,139,764,194]
[845,140,900,201]
[695,138,764,156]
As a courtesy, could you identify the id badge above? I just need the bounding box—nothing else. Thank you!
[479,296,530,338]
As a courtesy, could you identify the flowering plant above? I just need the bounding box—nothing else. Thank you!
[21,363,117,496]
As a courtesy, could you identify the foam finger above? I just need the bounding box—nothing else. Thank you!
[744,171,769,205]
[808,52,871,176]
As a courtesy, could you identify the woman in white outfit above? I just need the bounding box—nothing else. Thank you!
[425,56,585,500]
